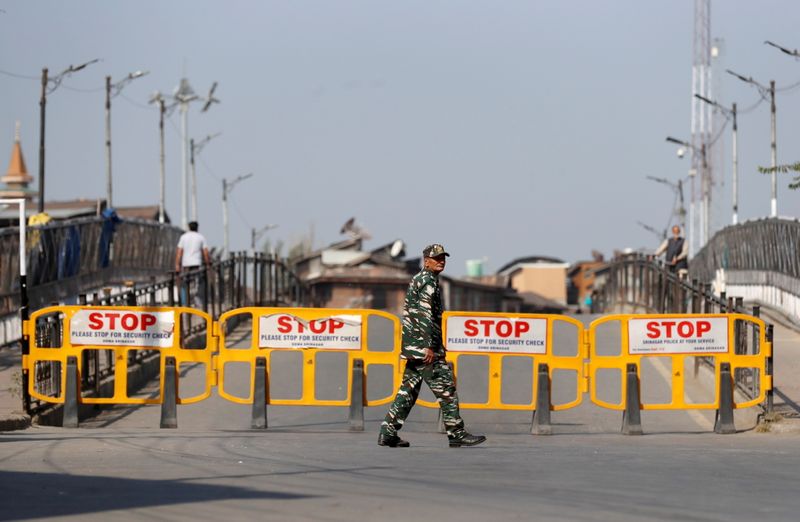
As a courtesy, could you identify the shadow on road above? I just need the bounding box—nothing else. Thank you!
[0,470,316,521]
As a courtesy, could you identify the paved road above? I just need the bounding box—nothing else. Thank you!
[1,314,798,521]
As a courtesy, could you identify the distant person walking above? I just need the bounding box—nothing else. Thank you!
[175,221,210,272]
[175,221,210,307]
[379,243,486,448]
[654,225,688,278]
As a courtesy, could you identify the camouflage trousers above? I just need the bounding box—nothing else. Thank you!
[380,358,466,440]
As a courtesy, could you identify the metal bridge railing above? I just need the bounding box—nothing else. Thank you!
[0,217,181,317]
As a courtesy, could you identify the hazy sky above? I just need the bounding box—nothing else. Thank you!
[2,1,800,275]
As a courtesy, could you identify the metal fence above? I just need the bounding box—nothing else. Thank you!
[26,252,312,415]
[689,218,800,322]
[690,217,800,282]
[593,253,773,412]
[1,217,181,316]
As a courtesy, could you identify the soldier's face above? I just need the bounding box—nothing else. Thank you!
[424,255,447,273]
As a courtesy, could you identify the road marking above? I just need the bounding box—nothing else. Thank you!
[650,357,713,430]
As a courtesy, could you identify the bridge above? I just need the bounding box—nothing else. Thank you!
[2,212,800,521]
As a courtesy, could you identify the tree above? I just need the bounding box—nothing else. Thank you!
[758,161,800,189]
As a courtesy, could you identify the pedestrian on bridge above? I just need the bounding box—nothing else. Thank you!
[654,225,688,278]
[175,221,211,307]
[379,243,487,448]
[175,221,211,272]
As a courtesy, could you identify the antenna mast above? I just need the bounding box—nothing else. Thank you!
[690,0,713,255]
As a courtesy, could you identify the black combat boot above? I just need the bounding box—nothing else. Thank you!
[378,434,410,447]
[448,433,487,447]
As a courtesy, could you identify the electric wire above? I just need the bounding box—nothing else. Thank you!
[119,92,156,111]
[199,155,221,181]
[0,68,39,80]
[776,78,800,92]
[230,196,253,229]
[59,83,104,93]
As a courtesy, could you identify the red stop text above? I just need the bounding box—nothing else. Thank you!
[464,319,531,338]
[646,320,712,339]
[88,312,157,331]
[276,316,345,334]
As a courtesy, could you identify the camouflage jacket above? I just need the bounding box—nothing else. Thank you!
[401,269,444,360]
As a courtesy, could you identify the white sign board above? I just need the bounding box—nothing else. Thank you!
[259,314,362,350]
[628,317,728,355]
[71,310,176,348]
[445,316,547,354]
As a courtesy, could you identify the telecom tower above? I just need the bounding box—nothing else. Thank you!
[689,0,722,256]
[689,0,710,256]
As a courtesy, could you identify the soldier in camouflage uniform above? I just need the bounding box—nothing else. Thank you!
[379,244,487,448]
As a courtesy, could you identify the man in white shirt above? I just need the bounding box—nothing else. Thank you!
[175,221,210,272]
[175,222,211,309]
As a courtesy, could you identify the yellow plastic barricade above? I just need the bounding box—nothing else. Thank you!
[216,307,402,407]
[23,305,214,405]
[589,313,772,411]
[428,311,587,412]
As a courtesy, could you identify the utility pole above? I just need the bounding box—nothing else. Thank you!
[172,78,220,230]
[701,143,709,244]
[222,173,253,258]
[695,94,739,225]
[765,40,800,216]
[190,138,195,222]
[727,69,778,218]
[105,76,112,208]
[104,70,148,210]
[732,102,738,224]
[251,224,278,251]
[770,80,777,217]
[36,59,99,214]
[149,91,175,224]
[158,98,166,224]
[38,68,47,214]
[189,133,221,222]
[646,175,686,232]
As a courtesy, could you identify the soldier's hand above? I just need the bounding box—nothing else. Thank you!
[422,348,435,364]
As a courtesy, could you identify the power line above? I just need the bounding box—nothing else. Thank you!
[230,196,253,228]
[0,68,39,80]
[199,154,221,181]
[739,96,765,115]
[776,78,800,93]
[59,83,104,93]
[119,91,156,111]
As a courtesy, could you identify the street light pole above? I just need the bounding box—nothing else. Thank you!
[222,178,227,257]
[180,100,190,229]
[222,173,253,258]
[770,80,777,217]
[695,94,739,225]
[666,136,708,253]
[158,98,166,224]
[732,102,738,224]
[105,76,112,209]
[38,68,48,214]
[700,143,709,244]
[36,60,100,214]
[726,69,778,217]
[765,40,800,216]
[104,70,148,210]
[189,133,221,222]
[149,91,174,224]
[173,78,220,230]
[190,138,196,222]
[251,224,278,251]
